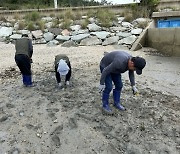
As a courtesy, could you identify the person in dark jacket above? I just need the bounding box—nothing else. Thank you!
[15,34,33,87]
[54,54,71,88]
[99,51,146,114]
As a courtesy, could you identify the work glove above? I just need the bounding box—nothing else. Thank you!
[65,81,70,86]
[132,85,139,95]
[99,84,105,93]
[58,82,62,88]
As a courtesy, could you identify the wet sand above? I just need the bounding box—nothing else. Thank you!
[0,43,180,154]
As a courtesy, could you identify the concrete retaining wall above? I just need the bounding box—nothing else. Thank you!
[0,4,130,19]
[147,28,180,56]
[157,0,180,10]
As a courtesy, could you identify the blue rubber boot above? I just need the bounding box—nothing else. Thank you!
[26,75,32,85]
[22,75,28,86]
[23,75,33,87]
[113,89,125,111]
[102,92,113,114]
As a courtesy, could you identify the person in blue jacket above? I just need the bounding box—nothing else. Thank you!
[15,34,33,87]
[99,51,146,114]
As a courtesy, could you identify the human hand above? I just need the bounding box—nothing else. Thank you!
[58,82,62,88]
[99,84,105,93]
[132,86,139,95]
[65,81,70,86]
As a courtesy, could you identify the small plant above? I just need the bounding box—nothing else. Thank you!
[52,19,60,28]
[57,13,65,20]
[36,20,45,31]
[50,13,55,17]
[96,9,117,28]
[27,21,35,31]
[81,19,89,29]
[0,16,7,22]
[14,13,21,21]
[60,18,72,29]
[124,13,134,22]
[18,21,26,30]
[87,10,96,18]
[24,11,40,22]
[138,21,149,29]
[64,9,75,20]
[74,11,82,20]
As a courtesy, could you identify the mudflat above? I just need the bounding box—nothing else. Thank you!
[0,42,180,154]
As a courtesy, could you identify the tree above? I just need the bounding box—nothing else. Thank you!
[139,0,160,17]
[101,0,112,5]
[140,0,160,6]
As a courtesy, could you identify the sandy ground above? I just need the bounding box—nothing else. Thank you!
[0,42,180,154]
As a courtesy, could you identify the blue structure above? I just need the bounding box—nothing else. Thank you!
[157,18,180,28]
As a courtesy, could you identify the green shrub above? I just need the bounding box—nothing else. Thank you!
[60,18,72,29]
[57,13,65,20]
[14,13,21,21]
[3,3,19,10]
[0,16,7,22]
[96,9,117,28]
[18,21,26,30]
[50,13,55,17]
[27,21,35,31]
[36,20,45,31]
[64,9,75,20]
[74,11,82,20]
[124,13,134,22]
[81,19,89,29]
[52,19,60,28]
[87,10,96,18]
[138,21,149,29]
[24,11,40,22]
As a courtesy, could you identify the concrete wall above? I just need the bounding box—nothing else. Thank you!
[147,28,180,56]
[0,4,130,19]
[157,0,180,10]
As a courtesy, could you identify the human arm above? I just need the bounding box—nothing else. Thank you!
[129,70,139,95]
[100,62,116,85]
[28,39,33,59]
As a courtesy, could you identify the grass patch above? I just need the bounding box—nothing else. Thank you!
[36,20,45,31]
[24,11,41,22]
[64,9,75,20]
[60,18,72,29]
[138,21,149,29]
[74,11,83,20]
[86,10,96,18]
[96,9,117,28]
[0,16,7,22]
[14,13,21,21]
[27,21,36,31]
[52,19,60,28]
[81,19,89,29]
[18,21,26,30]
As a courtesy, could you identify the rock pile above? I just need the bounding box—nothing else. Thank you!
[0,16,150,49]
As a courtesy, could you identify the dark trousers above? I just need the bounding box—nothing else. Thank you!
[100,66,123,94]
[15,54,31,75]
[55,65,71,83]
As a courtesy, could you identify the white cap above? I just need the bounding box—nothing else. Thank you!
[57,59,69,76]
